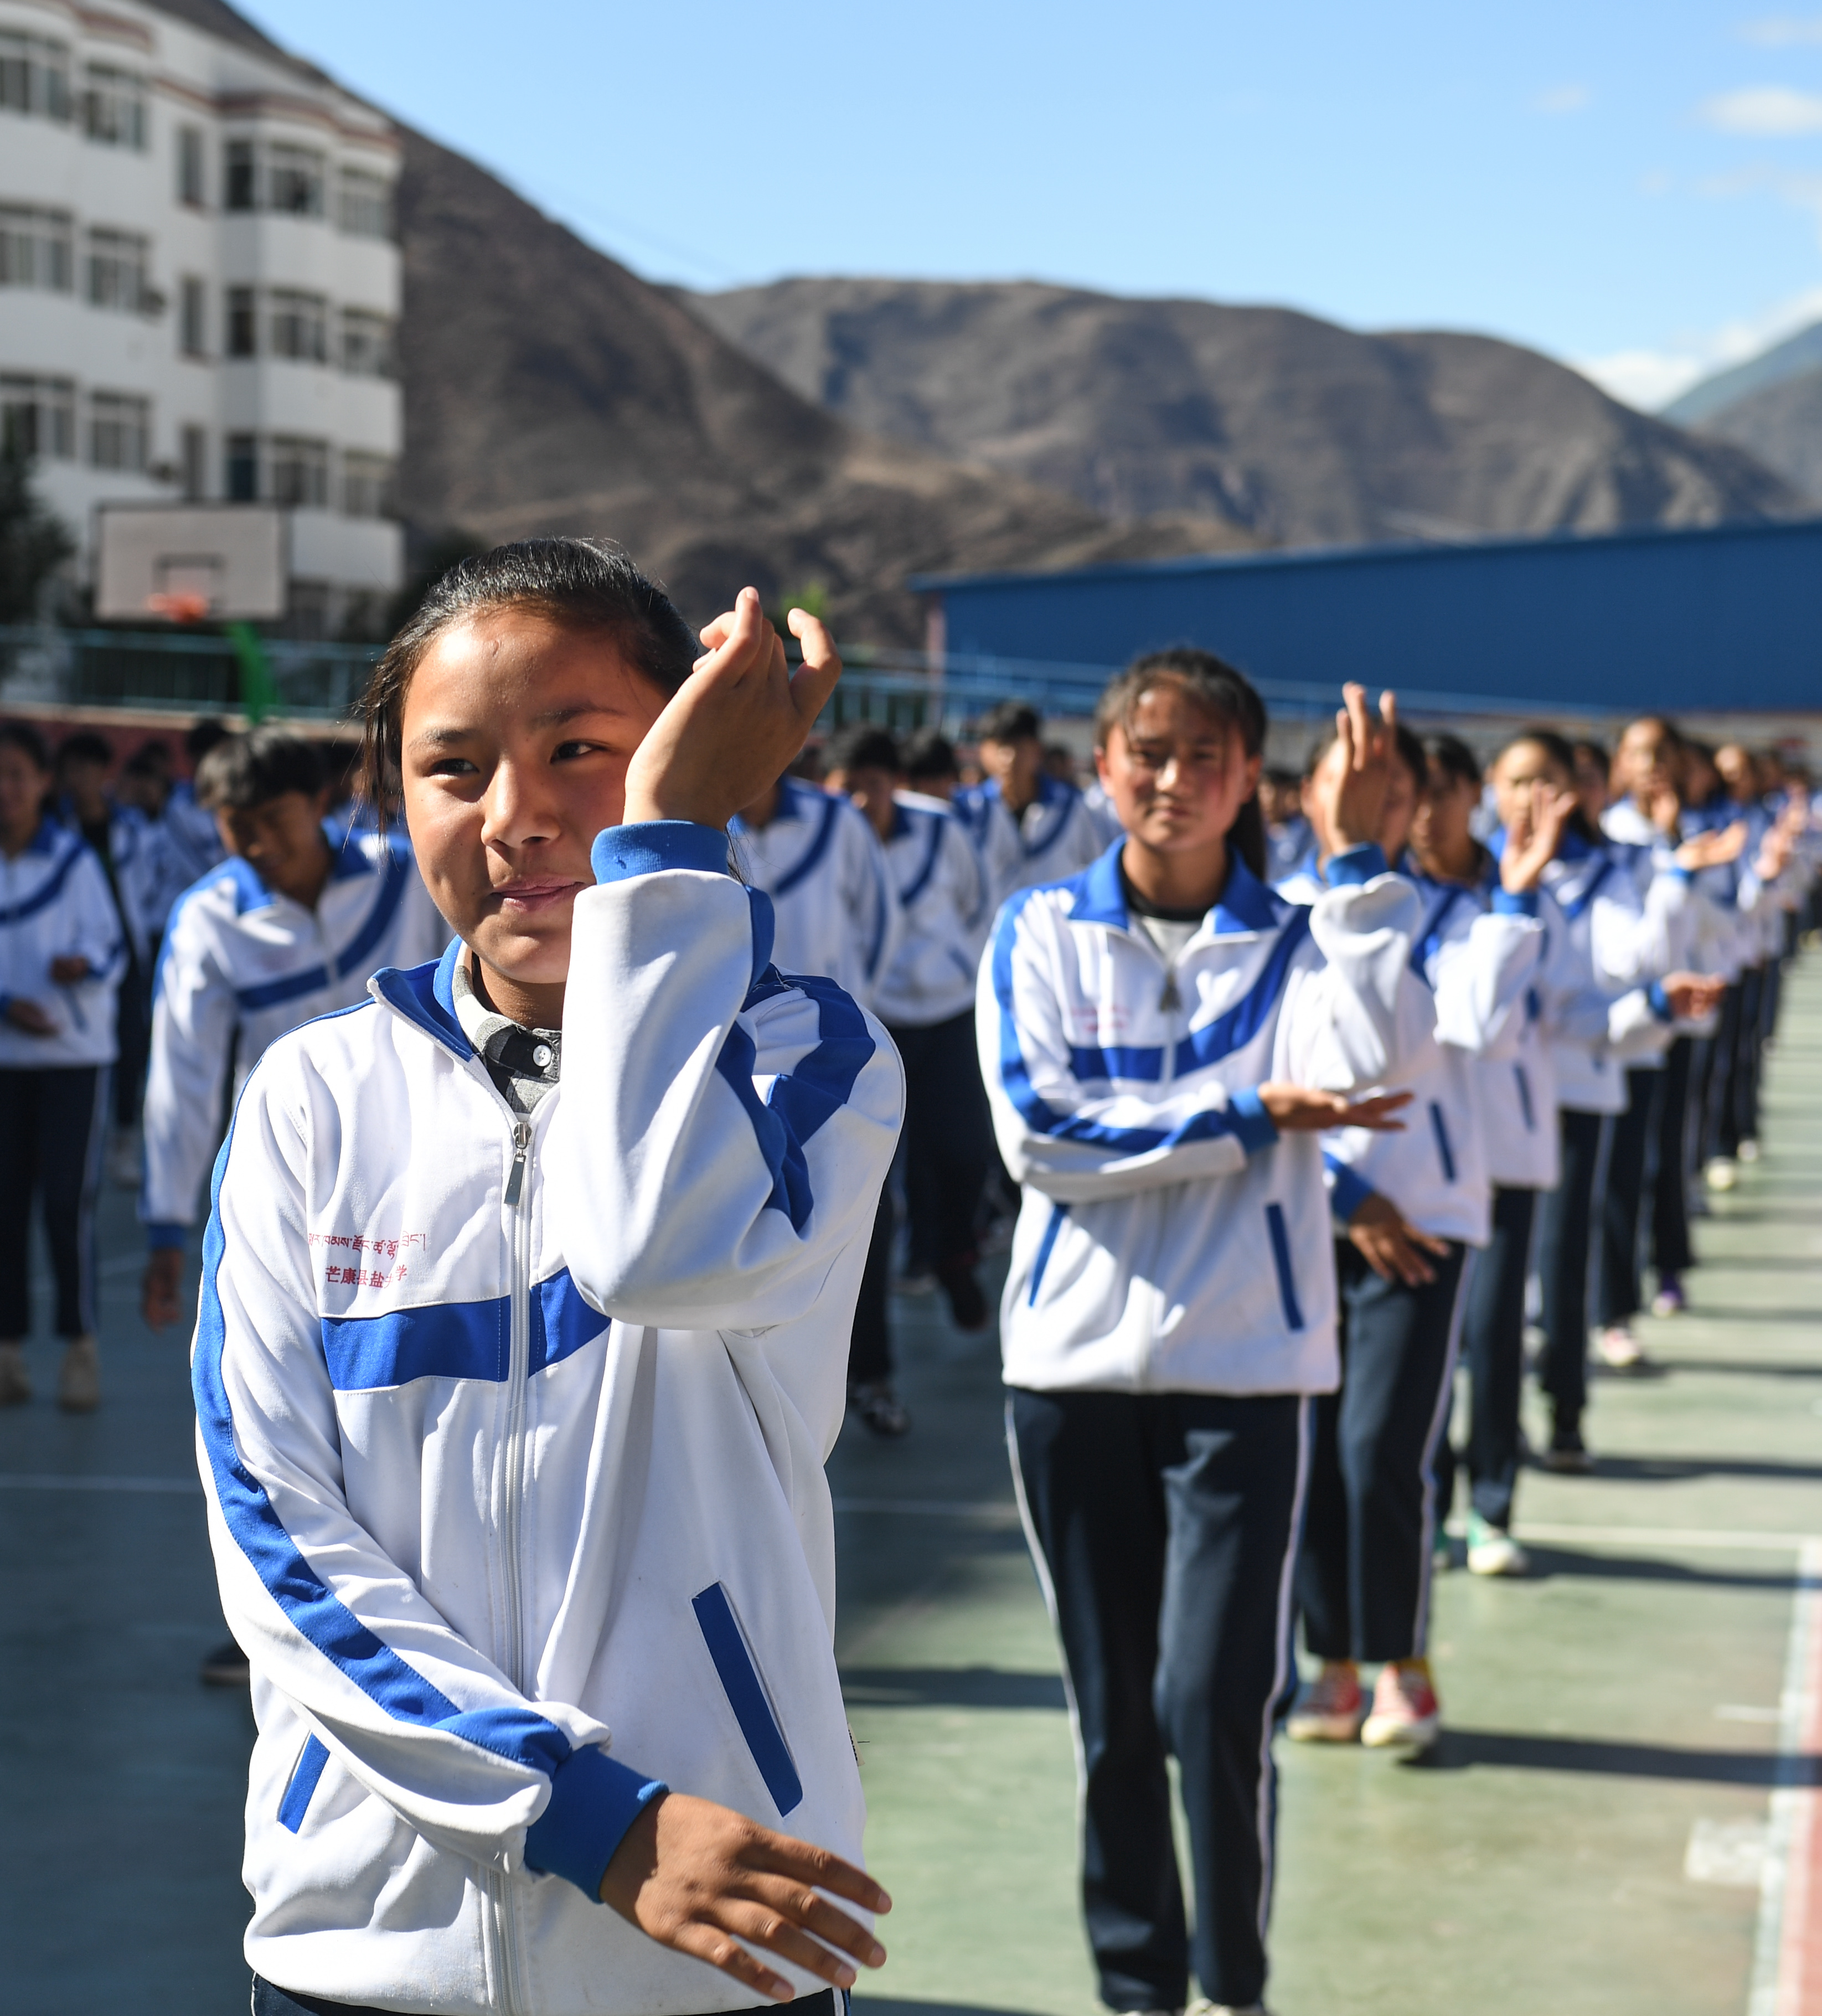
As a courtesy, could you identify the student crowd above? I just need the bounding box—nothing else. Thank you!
[0,580,1814,2016]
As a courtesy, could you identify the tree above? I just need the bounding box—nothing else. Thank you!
[0,436,74,624]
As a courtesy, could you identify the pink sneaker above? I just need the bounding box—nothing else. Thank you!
[1286,1663,1365,1742]
[1361,1662,1441,1751]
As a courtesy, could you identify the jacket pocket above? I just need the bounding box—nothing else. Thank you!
[691,1582,804,1817]
[277,1733,330,1833]
[1027,1202,1069,1306]
[1428,1101,1457,1183]
[1264,1202,1305,1332]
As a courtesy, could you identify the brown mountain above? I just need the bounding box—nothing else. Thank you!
[391,132,1246,643]
[1690,367,1822,504]
[690,279,1807,547]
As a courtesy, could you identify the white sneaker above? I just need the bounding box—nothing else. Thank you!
[1596,1324,1646,1371]
[1738,1138,1761,1164]
[1188,2002,1268,2016]
[107,1128,142,1189]
[1706,1156,1738,1192]
[0,1341,29,1406]
[1467,1513,1530,1576]
[57,1334,100,1412]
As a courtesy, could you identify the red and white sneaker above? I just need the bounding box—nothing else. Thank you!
[1286,1662,1365,1742]
[1361,1661,1441,1751]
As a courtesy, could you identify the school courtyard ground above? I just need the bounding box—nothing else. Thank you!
[3,966,1821,2016]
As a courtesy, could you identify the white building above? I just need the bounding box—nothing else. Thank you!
[0,0,402,632]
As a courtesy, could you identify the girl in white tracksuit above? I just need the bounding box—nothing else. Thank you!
[195,542,899,2016]
[0,720,125,1411]
[979,650,1433,2016]
[1281,727,1542,1748]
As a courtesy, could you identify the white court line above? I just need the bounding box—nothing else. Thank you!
[1749,1538,1822,2016]
[0,1473,199,1494]
[1511,1522,1818,1554]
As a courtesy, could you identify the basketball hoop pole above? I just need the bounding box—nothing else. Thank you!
[227,621,280,725]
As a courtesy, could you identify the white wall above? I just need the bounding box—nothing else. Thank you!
[0,0,405,621]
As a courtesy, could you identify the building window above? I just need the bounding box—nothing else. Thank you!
[90,390,149,471]
[180,424,207,501]
[178,125,205,206]
[86,228,152,314]
[224,138,256,212]
[338,167,393,240]
[0,32,71,122]
[342,451,394,519]
[270,288,328,363]
[225,432,259,501]
[0,207,73,291]
[267,143,325,217]
[339,308,395,378]
[1,375,76,460]
[226,286,257,357]
[269,435,329,507]
[82,65,146,149]
[179,276,207,357]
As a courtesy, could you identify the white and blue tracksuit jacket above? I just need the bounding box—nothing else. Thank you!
[731,777,901,1010]
[1293,858,1544,1247]
[955,773,1104,909]
[0,819,126,1069]
[978,841,1436,1398]
[194,822,902,2015]
[871,789,990,1028]
[146,777,228,930]
[143,826,448,1241]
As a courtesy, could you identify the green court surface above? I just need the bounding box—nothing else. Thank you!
[2,966,1818,2014]
[833,959,1822,2016]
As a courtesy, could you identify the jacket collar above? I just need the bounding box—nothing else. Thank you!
[1069,838,1286,937]
[371,940,473,1060]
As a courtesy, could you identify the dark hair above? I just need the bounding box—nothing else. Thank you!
[975,700,1041,745]
[1092,646,1268,880]
[1302,720,1425,786]
[826,724,902,776]
[185,716,230,766]
[195,728,325,812]
[1570,736,1608,774]
[359,538,698,817]
[904,729,958,783]
[1496,726,1597,843]
[56,729,113,771]
[1423,731,1482,789]
[1263,764,1300,790]
[1621,715,1682,749]
[0,720,50,771]
[125,740,172,777]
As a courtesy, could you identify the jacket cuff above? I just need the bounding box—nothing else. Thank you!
[1324,843,1387,886]
[1647,981,1673,1022]
[524,1745,668,1900]
[591,822,729,885]
[1491,885,1539,917]
[145,1221,188,1251]
[1322,1153,1376,1223]
[1229,1087,1279,1154]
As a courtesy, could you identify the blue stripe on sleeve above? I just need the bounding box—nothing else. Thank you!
[590,822,730,884]
[1324,843,1387,887]
[1322,1152,1375,1223]
[524,1744,667,1900]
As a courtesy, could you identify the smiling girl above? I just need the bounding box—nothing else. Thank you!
[192,541,901,2016]
[979,647,1434,2016]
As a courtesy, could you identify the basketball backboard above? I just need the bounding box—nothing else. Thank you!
[95,504,287,622]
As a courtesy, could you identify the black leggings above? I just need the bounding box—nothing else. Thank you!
[1298,1238,1468,1662]
[1536,1107,1606,1430]
[0,1066,109,1339]
[1451,1184,1537,1530]
[1597,1066,1660,1328]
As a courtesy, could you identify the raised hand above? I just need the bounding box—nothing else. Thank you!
[1501,782,1578,893]
[1256,1085,1413,1132]
[600,1791,889,2003]
[622,589,842,831]
[1315,684,1399,853]
[1346,1189,1451,1286]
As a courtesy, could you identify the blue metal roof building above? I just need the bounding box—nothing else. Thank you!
[912,518,1822,718]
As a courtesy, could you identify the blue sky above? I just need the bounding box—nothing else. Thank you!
[238,1,1822,409]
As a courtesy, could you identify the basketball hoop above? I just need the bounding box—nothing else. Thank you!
[146,590,213,623]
